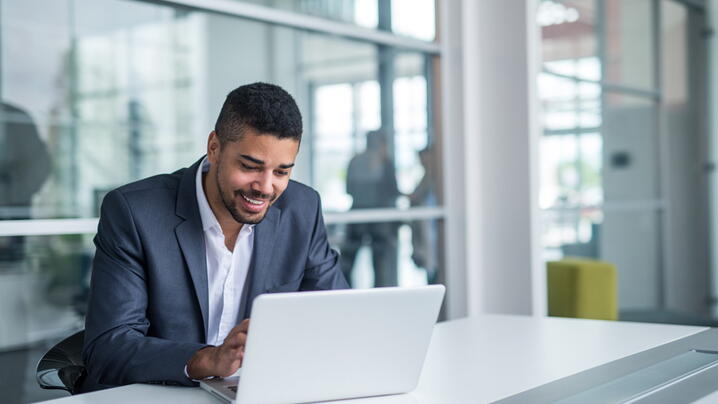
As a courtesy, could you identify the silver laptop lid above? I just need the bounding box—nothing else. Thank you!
[236,285,445,404]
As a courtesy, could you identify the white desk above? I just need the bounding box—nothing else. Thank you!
[36,314,707,404]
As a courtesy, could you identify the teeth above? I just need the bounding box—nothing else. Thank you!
[242,194,264,205]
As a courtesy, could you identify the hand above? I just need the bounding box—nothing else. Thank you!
[186,319,250,379]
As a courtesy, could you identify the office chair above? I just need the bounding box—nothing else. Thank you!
[36,330,86,395]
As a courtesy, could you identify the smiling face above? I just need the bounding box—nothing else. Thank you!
[205,128,299,225]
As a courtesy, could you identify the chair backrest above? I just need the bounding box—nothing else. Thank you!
[36,330,86,395]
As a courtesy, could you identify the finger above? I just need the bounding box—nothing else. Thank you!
[224,328,246,344]
[237,319,250,333]
[224,320,250,341]
[219,346,243,362]
[233,333,247,347]
[219,359,242,378]
[223,333,247,350]
[228,347,243,359]
[224,326,241,341]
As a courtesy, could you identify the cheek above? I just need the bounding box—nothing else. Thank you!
[273,179,290,196]
[224,171,251,190]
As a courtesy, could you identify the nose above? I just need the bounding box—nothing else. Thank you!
[252,171,273,198]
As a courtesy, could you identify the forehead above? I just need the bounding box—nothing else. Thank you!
[222,132,299,164]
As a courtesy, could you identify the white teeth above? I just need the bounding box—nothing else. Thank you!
[242,194,264,205]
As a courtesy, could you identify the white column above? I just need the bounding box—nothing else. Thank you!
[439,0,468,319]
[441,0,543,317]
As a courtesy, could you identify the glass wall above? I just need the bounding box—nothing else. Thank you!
[0,0,441,402]
[539,0,710,323]
[237,0,436,40]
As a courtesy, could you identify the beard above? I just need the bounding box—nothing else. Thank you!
[216,167,276,225]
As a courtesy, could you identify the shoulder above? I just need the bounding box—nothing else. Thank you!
[100,167,188,220]
[112,168,185,200]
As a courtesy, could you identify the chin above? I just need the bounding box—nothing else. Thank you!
[232,209,268,225]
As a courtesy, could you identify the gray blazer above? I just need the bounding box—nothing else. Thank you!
[82,157,348,390]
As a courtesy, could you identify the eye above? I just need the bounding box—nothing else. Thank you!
[275,170,289,177]
[241,162,260,171]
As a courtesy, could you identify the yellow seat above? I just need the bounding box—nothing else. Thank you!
[547,258,617,321]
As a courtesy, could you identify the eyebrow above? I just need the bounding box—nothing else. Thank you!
[240,154,295,169]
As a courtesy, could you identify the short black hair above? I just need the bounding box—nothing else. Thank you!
[214,82,302,144]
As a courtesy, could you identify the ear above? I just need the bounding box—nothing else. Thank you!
[207,131,221,163]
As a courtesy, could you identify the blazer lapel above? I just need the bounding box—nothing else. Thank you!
[239,205,281,319]
[174,157,209,338]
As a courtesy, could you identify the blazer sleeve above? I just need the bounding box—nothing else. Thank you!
[300,192,349,291]
[82,189,206,387]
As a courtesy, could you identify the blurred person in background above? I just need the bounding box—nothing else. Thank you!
[0,102,51,264]
[342,130,401,287]
[409,146,439,284]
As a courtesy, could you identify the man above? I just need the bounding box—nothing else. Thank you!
[82,83,348,391]
[342,130,401,287]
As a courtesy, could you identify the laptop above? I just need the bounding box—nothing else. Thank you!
[200,285,445,404]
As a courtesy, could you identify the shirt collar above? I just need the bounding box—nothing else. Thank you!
[195,156,255,234]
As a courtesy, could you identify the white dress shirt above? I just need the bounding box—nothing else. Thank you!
[195,157,254,346]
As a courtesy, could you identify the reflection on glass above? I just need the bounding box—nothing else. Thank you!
[342,131,401,287]
[0,0,441,400]
[391,0,435,40]
[0,233,88,402]
[539,68,601,131]
[0,103,52,264]
[328,220,440,289]
[0,103,51,221]
[238,0,377,28]
[313,82,377,212]
[602,93,659,201]
[310,50,434,212]
[2,0,438,218]
[540,0,597,81]
[234,0,435,41]
[604,0,655,89]
[538,0,606,263]
[539,0,606,263]
[602,210,660,308]
[539,0,672,317]
[410,145,439,207]
[2,0,208,219]
[409,173,440,285]
[0,234,89,344]
[394,57,429,195]
[539,133,602,210]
